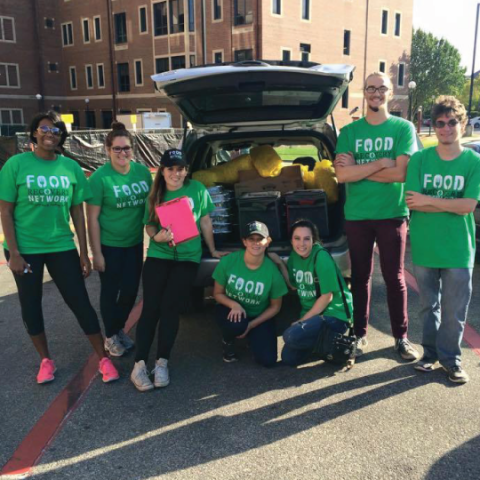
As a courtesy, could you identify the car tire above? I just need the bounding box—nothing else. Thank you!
[475,123,480,128]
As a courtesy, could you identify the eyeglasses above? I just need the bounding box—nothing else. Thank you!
[111,146,132,153]
[365,86,390,94]
[37,125,61,136]
[434,119,459,129]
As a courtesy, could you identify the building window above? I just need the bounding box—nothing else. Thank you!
[272,0,281,15]
[213,0,222,21]
[379,61,386,73]
[0,109,23,125]
[153,2,168,36]
[69,66,77,90]
[169,0,185,34]
[85,65,94,89]
[300,43,310,63]
[0,17,15,42]
[214,51,223,64]
[117,63,130,91]
[156,57,169,73]
[114,13,127,44]
[48,62,58,73]
[282,49,291,62]
[343,30,351,55]
[101,110,113,129]
[86,110,96,129]
[97,64,105,88]
[394,12,401,37]
[139,7,147,33]
[381,10,388,35]
[171,55,186,70]
[234,0,253,26]
[398,63,405,87]
[135,59,143,85]
[302,0,310,20]
[190,55,196,67]
[45,18,55,29]
[82,18,90,43]
[0,63,20,88]
[61,22,73,46]
[234,49,253,62]
[188,0,195,31]
[94,16,102,41]
[342,87,349,109]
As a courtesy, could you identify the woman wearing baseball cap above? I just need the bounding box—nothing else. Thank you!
[213,221,288,366]
[130,149,227,391]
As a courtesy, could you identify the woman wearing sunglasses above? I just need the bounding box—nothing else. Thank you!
[0,112,119,384]
[87,122,152,356]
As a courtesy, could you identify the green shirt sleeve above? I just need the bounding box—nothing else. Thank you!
[269,263,288,299]
[199,183,215,217]
[335,125,351,155]
[212,255,228,286]
[87,171,104,206]
[0,156,18,203]
[315,250,340,295]
[405,151,423,193]
[464,157,480,200]
[396,121,418,158]
[287,255,296,285]
[71,162,92,205]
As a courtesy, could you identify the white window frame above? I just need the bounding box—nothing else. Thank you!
[61,22,74,46]
[157,108,167,112]
[96,63,105,88]
[397,62,405,87]
[93,16,102,41]
[85,64,94,89]
[69,66,77,90]
[155,55,170,74]
[379,60,387,74]
[82,18,90,43]
[272,0,282,16]
[0,63,20,88]
[48,62,59,73]
[0,108,24,125]
[0,16,16,43]
[212,49,224,64]
[138,5,148,34]
[281,48,292,62]
[212,0,223,23]
[301,0,311,22]
[134,59,144,86]
[137,108,152,113]
[394,11,402,37]
[380,9,389,36]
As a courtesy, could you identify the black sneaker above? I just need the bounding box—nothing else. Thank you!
[394,338,420,361]
[444,365,469,384]
[222,340,238,363]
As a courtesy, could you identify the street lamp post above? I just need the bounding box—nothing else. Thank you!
[468,3,480,120]
[408,81,417,122]
[85,98,90,128]
[35,93,43,112]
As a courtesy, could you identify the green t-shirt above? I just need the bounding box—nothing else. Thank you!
[336,116,418,220]
[213,250,288,318]
[145,179,215,263]
[287,244,353,322]
[406,147,480,268]
[0,151,92,254]
[87,161,152,247]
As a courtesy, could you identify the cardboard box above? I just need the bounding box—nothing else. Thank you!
[234,165,304,196]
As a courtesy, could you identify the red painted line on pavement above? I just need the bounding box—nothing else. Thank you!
[0,300,143,477]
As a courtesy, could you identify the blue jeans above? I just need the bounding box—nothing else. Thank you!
[281,315,349,366]
[413,265,473,368]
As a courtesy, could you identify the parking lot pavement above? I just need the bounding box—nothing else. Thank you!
[1,247,480,480]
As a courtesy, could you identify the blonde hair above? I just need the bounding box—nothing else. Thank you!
[364,72,392,90]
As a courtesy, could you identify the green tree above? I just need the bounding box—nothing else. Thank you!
[458,77,480,113]
[410,29,466,115]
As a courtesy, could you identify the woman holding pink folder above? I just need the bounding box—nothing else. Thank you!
[130,149,227,392]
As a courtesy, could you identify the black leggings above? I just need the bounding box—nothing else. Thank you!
[98,242,144,338]
[5,249,100,336]
[135,257,198,362]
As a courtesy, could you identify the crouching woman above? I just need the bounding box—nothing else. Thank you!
[281,219,353,366]
[213,221,288,366]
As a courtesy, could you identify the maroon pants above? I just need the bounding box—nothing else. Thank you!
[344,218,408,339]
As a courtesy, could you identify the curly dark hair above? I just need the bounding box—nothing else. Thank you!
[431,96,467,127]
[29,111,68,147]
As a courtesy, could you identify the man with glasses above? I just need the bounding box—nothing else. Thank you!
[334,72,419,360]
[406,96,480,383]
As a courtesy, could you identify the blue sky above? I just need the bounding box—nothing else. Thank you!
[413,0,478,73]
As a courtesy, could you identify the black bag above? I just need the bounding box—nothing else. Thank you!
[310,247,357,369]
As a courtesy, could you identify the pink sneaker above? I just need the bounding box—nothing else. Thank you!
[98,357,119,383]
[37,358,56,384]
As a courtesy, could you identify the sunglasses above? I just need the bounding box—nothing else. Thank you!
[434,119,459,129]
[111,146,132,153]
[365,86,389,94]
[37,125,61,136]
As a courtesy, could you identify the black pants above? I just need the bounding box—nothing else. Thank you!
[135,257,198,362]
[5,249,100,336]
[215,304,278,367]
[98,242,144,338]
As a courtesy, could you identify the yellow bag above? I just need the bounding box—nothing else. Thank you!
[192,169,218,187]
[192,153,253,186]
[250,145,283,178]
[312,160,339,204]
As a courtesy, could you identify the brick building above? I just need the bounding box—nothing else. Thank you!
[0,0,413,132]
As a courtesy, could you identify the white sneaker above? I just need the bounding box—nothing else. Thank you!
[104,335,126,357]
[153,358,170,388]
[130,360,154,392]
[118,329,135,350]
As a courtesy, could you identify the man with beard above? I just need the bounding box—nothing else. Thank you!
[334,72,419,361]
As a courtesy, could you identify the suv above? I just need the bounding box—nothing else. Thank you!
[152,60,354,288]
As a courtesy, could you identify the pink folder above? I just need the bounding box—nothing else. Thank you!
[155,196,199,245]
